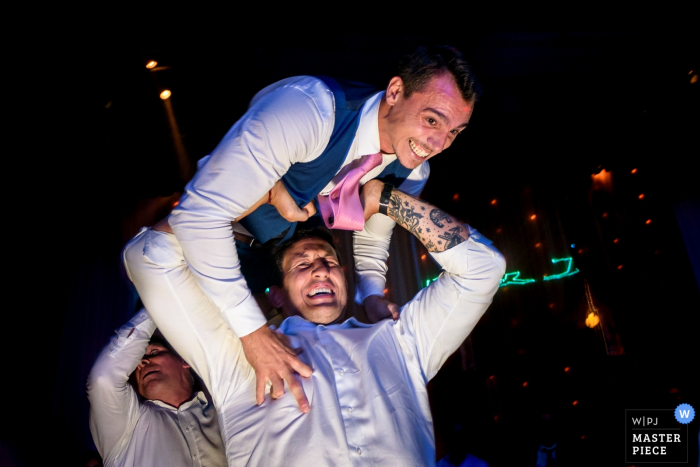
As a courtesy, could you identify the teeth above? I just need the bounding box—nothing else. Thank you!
[308,287,332,297]
[409,139,431,158]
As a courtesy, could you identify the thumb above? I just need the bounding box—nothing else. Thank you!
[388,302,400,320]
[302,201,317,218]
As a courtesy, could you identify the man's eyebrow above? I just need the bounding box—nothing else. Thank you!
[424,107,469,129]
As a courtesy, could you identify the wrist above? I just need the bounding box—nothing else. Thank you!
[378,183,393,216]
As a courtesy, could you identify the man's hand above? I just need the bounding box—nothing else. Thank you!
[359,179,384,221]
[363,295,400,322]
[269,180,316,222]
[239,325,313,413]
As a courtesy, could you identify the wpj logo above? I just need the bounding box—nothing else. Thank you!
[625,405,694,463]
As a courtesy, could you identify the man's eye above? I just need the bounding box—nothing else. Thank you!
[426,118,436,125]
[450,129,460,135]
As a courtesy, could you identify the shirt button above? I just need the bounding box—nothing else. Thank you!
[347,407,353,413]
[338,369,345,375]
[185,427,190,431]
[193,454,197,459]
[355,447,362,455]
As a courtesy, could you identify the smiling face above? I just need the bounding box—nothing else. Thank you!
[379,73,475,170]
[135,342,193,403]
[277,238,348,324]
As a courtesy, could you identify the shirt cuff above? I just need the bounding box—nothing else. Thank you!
[221,293,269,338]
[354,275,387,305]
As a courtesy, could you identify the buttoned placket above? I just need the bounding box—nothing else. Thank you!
[176,399,204,467]
[315,326,368,464]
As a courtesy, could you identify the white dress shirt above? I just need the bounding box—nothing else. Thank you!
[87,310,227,467]
[168,76,429,338]
[122,225,505,466]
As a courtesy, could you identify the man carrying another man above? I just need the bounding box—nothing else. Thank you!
[87,310,226,467]
[123,179,505,465]
[156,45,481,407]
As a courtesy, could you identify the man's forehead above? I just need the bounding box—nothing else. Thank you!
[146,342,168,351]
[284,239,337,262]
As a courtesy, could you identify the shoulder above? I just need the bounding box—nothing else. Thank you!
[249,76,335,119]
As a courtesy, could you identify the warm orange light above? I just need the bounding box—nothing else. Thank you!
[489,375,496,380]
[564,367,571,372]
[631,168,638,174]
[613,238,619,243]
[646,219,652,224]
[530,214,536,220]
[146,60,158,69]
[602,212,608,218]
[638,194,645,200]
[452,193,460,202]
[421,254,426,260]
[522,382,528,387]
[572,400,579,406]
[670,388,679,394]
[548,303,555,309]
[617,265,623,270]
[160,90,172,100]
[578,249,583,254]
[691,74,699,84]
[172,200,179,207]
[535,242,541,248]
[496,228,502,233]
[491,199,497,205]
[591,169,613,191]
[383,288,389,295]
[585,312,600,328]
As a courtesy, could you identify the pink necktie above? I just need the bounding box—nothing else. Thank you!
[318,153,383,231]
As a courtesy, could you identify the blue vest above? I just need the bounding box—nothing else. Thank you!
[239,76,413,243]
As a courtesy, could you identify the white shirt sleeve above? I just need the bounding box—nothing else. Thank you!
[168,77,335,337]
[353,162,430,304]
[395,227,506,381]
[87,310,156,464]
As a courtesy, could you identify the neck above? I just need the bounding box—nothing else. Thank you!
[150,389,194,409]
[377,96,393,154]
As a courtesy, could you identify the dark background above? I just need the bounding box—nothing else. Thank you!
[6,15,698,467]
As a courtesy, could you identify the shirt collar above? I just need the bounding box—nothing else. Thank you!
[278,315,373,335]
[148,391,206,411]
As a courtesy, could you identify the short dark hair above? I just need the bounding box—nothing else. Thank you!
[396,45,481,103]
[271,228,342,281]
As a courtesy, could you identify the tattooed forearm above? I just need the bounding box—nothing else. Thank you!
[385,189,468,253]
[429,209,453,228]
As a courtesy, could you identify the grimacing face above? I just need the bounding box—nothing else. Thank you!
[277,238,348,324]
[383,73,474,170]
[135,342,192,400]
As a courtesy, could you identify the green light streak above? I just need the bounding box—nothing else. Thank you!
[542,257,580,281]
[499,271,536,287]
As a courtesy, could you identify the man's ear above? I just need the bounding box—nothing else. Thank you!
[182,361,191,370]
[385,76,403,106]
[268,285,285,308]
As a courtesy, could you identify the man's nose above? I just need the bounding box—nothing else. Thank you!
[138,356,150,368]
[311,259,331,276]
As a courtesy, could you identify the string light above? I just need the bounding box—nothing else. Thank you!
[172,200,179,207]
[452,193,460,202]
[564,367,571,373]
[691,74,699,84]
[522,382,528,387]
[602,212,608,218]
[646,219,652,224]
[638,194,645,199]
[613,238,619,243]
[160,90,172,100]
[491,199,497,205]
[383,288,389,295]
[498,257,579,287]
[146,60,158,69]
[617,265,623,270]
[572,400,579,406]
[535,243,541,248]
[631,168,638,174]
[421,254,426,260]
[530,214,537,220]
[265,288,270,293]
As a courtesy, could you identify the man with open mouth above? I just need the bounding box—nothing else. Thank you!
[87,314,226,467]
[123,181,504,465]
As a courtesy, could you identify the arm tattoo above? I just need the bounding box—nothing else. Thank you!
[430,209,453,228]
[438,227,466,249]
[387,191,469,253]
[388,194,423,237]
